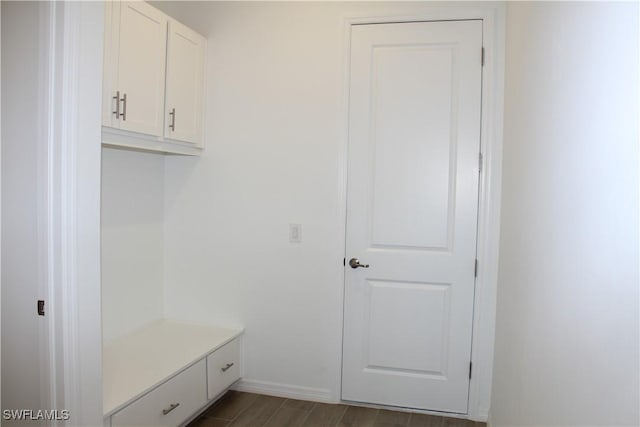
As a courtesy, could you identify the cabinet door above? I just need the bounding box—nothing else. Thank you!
[164,20,205,145]
[117,2,167,136]
[102,1,121,127]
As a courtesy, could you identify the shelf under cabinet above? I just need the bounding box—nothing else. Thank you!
[102,127,203,156]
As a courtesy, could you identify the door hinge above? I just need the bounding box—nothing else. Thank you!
[469,361,473,379]
[474,259,478,277]
[37,300,45,316]
[479,152,483,173]
[481,47,485,66]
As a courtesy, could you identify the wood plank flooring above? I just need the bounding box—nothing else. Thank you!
[188,391,487,427]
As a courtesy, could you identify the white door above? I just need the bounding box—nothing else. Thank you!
[117,1,167,136]
[164,20,205,144]
[342,20,483,413]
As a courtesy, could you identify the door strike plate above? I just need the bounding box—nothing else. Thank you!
[37,300,45,316]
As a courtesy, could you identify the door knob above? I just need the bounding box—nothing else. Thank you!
[349,258,369,269]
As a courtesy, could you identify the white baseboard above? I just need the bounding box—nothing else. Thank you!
[477,406,490,422]
[233,379,489,423]
[486,409,493,427]
[233,379,335,404]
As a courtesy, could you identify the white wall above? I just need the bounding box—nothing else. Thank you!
[491,2,639,426]
[155,1,499,402]
[101,147,165,343]
[1,1,45,416]
[161,2,348,400]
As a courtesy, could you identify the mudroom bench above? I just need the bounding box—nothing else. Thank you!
[103,321,243,427]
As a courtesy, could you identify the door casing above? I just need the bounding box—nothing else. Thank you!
[336,5,505,421]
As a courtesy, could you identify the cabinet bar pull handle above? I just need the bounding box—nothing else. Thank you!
[120,93,127,121]
[221,362,234,372]
[169,108,176,131]
[162,403,180,415]
[112,91,120,118]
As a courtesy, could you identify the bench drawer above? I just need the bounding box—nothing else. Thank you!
[111,360,207,427]
[207,338,241,399]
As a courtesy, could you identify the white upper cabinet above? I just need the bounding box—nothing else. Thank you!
[116,2,167,136]
[102,1,206,155]
[165,21,206,145]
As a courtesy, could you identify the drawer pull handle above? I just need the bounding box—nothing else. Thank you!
[162,403,180,415]
[221,362,234,372]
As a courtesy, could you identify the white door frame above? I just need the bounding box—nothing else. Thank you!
[44,2,103,425]
[337,4,505,421]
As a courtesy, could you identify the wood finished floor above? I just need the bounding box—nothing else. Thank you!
[188,391,487,427]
